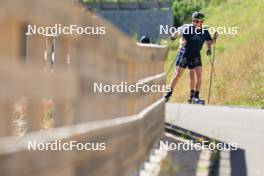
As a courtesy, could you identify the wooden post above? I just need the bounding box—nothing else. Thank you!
[0,101,13,137]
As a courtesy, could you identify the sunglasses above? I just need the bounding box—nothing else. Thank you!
[193,19,204,23]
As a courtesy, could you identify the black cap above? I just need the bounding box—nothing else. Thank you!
[192,12,205,20]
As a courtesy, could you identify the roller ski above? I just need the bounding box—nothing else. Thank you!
[188,98,205,105]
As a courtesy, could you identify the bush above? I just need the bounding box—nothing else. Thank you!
[172,0,208,26]
[171,0,226,26]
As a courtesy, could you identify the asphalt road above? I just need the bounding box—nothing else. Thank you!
[166,103,264,176]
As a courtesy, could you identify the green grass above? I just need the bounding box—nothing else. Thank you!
[165,0,264,108]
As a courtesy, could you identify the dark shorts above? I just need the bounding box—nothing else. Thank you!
[175,50,202,69]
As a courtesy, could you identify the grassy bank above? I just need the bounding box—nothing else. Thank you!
[165,0,264,107]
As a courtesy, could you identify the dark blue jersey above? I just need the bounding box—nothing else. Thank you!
[181,25,212,58]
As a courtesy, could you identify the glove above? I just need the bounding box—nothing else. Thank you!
[206,48,212,56]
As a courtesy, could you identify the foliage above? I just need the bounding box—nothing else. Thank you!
[171,0,227,26]
[172,0,208,26]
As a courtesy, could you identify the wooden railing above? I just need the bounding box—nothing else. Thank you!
[0,0,168,175]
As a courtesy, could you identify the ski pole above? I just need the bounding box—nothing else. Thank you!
[207,32,218,104]
[209,56,216,77]
[166,56,177,76]
[165,37,177,76]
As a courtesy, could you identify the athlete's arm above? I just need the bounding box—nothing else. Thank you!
[171,24,188,40]
[206,32,218,56]
[206,40,212,49]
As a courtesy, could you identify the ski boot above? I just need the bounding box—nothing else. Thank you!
[188,98,205,105]
[164,89,173,102]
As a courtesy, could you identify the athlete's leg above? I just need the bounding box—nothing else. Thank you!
[164,66,185,101]
[194,66,202,98]
[164,50,186,101]
[189,69,196,99]
[170,66,185,89]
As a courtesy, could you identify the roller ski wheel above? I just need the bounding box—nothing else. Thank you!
[188,98,205,105]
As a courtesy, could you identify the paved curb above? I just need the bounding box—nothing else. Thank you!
[134,122,224,176]
[139,146,168,176]
[164,123,222,176]
[165,133,213,176]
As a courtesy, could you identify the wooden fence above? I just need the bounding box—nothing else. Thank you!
[0,0,168,175]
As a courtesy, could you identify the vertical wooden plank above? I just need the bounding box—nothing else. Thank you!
[27,99,44,132]
[0,101,13,137]
[0,18,24,62]
[29,34,46,68]
[56,36,68,68]
[54,100,65,127]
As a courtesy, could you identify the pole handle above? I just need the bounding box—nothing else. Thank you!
[213,32,218,41]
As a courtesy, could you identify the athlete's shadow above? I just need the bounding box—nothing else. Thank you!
[165,122,247,176]
[211,148,247,176]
